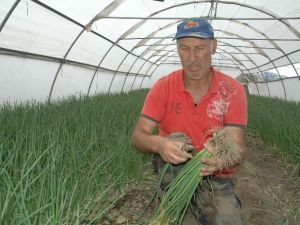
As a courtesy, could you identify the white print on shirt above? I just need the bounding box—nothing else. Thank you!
[207,81,237,120]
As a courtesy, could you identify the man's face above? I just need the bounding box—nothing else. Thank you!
[177,37,216,81]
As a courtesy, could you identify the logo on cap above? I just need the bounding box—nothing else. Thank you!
[184,20,199,29]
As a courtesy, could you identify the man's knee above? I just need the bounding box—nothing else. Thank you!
[211,176,243,225]
[192,176,244,225]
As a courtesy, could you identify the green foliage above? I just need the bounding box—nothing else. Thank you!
[0,89,149,225]
[248,95,300,164]
[1,90,298,224]
[149,150,212,225]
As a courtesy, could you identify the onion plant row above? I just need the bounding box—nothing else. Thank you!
[248,95,300,164]
[0,90,149,225]
[1,90,298,224]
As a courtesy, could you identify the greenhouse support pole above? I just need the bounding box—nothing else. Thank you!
[129,60,149,91]
[0,0,21,32]
[87,44,115,96]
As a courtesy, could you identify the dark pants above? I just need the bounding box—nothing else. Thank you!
[187,175,244,225]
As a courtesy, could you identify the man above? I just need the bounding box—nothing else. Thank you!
[131,18,248,225]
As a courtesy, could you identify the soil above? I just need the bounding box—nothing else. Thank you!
[99,132,300,225]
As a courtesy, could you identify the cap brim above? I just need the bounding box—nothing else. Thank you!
[173,32,213,41]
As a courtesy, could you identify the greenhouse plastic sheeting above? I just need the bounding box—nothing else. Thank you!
[1,0,300,104]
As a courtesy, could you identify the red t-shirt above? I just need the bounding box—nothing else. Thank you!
[142,67,248,175]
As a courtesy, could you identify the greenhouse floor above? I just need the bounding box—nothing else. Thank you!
[99,132,300,225]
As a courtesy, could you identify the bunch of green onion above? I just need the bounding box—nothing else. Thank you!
[148,128,241,225]
[148,149,212,225]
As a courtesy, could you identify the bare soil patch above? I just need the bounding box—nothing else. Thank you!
[237,132,300,225]
[100,132,300,225]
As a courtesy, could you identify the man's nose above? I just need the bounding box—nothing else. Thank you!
[188,49,197,62]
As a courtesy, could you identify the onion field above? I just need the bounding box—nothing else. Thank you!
[0,90,299,224]
[248,95,300,164]
[0,90,149,225]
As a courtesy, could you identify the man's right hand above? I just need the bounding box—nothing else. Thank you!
[132,117,192,165]
[158,135,192,165]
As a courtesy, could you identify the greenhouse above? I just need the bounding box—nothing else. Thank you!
[0,0,299,225]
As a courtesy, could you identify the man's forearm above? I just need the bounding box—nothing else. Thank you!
[131,128,165,154]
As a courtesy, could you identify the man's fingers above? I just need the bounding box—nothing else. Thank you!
[200,157,217,166]
[185,152,193,158]
[199,166,215,176]
[204,141,215,153]
[169,152,189,164]
[199,156,220,176]
[167,145,190,164]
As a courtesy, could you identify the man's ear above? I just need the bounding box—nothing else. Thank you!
[211,39,217,54]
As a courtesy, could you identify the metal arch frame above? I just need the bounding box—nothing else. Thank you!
[245,49,300,96]
[221,35,287,101]
[124,42,176,91]
[135,41,256,89]
[137,41,252,90]
[0,0,152,101]
[216,41,267,97]
[217,48,268,97]
[100,2,222,94]
[128,59,150,91]
[213,52,256,92]
[210,0,299,98]
[106,17,183,93]
[119,23,177,93]
[110,3,207,91]
[1,0,299,98]
[130,0,300,42]
[247,49,300,98]
[214,51,247,76]
[0,0,21,32]
[115,0,299,95]
[34,0,151,100]
[47,29,85,102]
[106,26,175,93]
[21,0,88,102]
[107,51,132,93]
[215,0,300,38]
[86,17,173,95]
[138,39,258,90]
[216,50,249,73]
[247,49,300,72]
[142,37,261,78]
[139,51,174,89]
[246,50,300,75]
[167,28,284,98]
[231,20,300,80]
[214,30,269,61]
[158,38,268,97]
[87,44,114,95]
[139,62,159,89]
[137,44,177,89]
[216,31,279,99]
[140,49,262,96]
[34,0,138,102]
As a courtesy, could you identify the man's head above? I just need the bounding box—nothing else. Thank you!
[174,18,217,81]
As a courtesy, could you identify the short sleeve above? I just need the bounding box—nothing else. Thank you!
[224,85,248,126]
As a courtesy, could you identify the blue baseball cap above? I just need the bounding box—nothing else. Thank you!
[174,18,214,40]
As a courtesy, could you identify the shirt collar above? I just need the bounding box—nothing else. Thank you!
[178,67,219,94]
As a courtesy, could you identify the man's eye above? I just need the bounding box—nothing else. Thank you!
[196,47,205,51]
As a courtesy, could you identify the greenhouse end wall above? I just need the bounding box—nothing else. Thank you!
[247,77,300,102]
